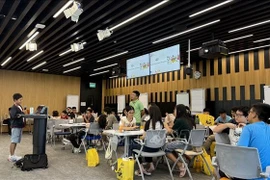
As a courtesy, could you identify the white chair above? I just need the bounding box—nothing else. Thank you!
[173,129,214,180]
[214,133,230,144]
[53,119,71,146]
[79,122,104,153]
[216,143,269,179]
[133,129,174,180]
[75,118,83,123]
[46,119,55,145]
[211,133,231,180]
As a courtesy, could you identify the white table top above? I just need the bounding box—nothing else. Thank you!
[59,123,86,127]
[103,129,144,136]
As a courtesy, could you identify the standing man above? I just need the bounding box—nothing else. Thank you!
[8,93,25,162]
[129,90,144,126]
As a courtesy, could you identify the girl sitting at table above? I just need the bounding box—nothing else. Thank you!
[164,104,194,178]
[131,104,164,176]
[120,106,139,131]
[68,114,107,153]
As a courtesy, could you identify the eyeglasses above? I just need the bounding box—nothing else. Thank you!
[235,114,244,117]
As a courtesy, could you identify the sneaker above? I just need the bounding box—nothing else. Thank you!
[73,148,81,153]
[13,155,22,161]
[8,155,21,162]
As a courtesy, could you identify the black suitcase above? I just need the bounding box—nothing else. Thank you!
[21,154,48,171]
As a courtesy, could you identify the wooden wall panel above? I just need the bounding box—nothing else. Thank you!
[103,48,270,110]
[0,70,80,117]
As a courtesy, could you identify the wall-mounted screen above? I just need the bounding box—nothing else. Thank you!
[150,44,180,75]
[126,54,150,79]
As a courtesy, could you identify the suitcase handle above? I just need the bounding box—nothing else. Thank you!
[29,155,41,164]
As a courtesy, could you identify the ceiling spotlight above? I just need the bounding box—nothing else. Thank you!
[97,28,113,41]
[204,49,209,53]
[26,42,37,51]
[70,42,85,52]
[35,24,46,29]
[64,1,83,23]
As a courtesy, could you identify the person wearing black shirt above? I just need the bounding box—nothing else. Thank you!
[8,93,25,162]
[83,109,94,123]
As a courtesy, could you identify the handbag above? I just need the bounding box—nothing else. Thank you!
[105,139,112,160]
[115,158,134,180]
[192,148,214,175]
[201,148,214,175]
[86,148,99,167]
[21,154,48,171]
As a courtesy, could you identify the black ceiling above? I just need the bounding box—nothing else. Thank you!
[1,0,270,77]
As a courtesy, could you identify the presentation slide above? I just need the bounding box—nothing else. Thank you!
[150,44,180,75]
[126,54,150,79]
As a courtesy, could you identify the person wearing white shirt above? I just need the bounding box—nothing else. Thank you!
[132,104,164,176]
[120,106,138,131]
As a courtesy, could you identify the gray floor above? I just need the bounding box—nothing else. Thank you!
[0,133,212,180]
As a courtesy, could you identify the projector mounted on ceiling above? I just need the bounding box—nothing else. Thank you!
[199,39,229,59]
[64,1,83,23]
[111,66,126,77]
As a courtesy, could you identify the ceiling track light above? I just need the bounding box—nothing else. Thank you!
[63,66,81,73]
[229,19,270,33]
[109,75,119,79]
[32,61,47,70]
[53,0,73,18]
[189,0,234,18]
[152,19,220,44]
[27,50,44,62]
[59,49,72,56]
[19,32,39,50]
[223,34,253,43]
[93,63,118,71]
[110,0,170,30]
[229,44,270,54]
[97,0,170,41]
[253,37,270,43]
[89,70,110,76]
[1,57,12,67]
[96,51,129,63]
[63,58,85,67]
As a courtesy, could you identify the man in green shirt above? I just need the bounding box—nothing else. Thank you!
[129,90,144,126]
